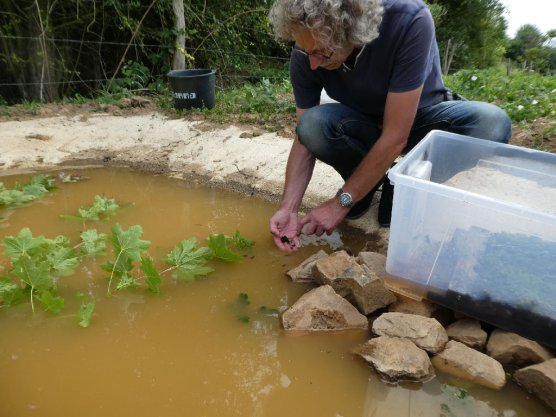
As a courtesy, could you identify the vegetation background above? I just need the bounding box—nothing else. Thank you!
[0,0,554,148]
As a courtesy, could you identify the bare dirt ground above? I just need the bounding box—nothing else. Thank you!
[1,96,553,245]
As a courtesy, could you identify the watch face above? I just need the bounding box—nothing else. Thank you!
[339,192,353,207]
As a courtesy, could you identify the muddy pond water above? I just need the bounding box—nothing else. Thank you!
[0,168,553,417]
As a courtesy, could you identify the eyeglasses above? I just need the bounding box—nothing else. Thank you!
[292,44,334,61]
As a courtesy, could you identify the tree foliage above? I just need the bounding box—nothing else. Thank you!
[0,0,284,103]
[506,24,556,73]
[0,0,552,104]
[427,0,508,72]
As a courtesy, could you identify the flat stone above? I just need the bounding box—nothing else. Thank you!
[486,329,554,368]
[446,319,488,349]
[286,249,328,283]
[313,250,396,315]
[432,340,506,390]
[281,285,368,331]
[372,312,448,354]
[514,358,556,412]
[356,251,387,278]
[354,336,435,383]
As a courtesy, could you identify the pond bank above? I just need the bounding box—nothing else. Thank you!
[0,111,387,241]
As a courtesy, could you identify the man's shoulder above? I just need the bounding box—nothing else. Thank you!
[383,0,428,18]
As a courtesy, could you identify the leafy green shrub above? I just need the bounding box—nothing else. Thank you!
[445,69,556,122]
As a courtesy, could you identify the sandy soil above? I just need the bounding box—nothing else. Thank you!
[0,107,386,241]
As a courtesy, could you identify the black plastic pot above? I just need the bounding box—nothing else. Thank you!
[167,69,216,110]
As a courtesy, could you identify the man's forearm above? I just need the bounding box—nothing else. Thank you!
[279,137,316,212]
[342,88,422,203]
[342,132,406,203]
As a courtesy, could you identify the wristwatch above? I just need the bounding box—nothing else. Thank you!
[336,188,354,208]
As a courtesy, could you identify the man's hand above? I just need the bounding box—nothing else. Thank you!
[299,198,349,236]
[270,208,302,251]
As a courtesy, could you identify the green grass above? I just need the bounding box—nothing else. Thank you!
[2,68,553,143]
[210,77,294,118]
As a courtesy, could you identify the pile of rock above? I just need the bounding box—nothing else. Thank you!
[284,249,556,412]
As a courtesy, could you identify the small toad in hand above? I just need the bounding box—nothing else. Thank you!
[280,235,296,248]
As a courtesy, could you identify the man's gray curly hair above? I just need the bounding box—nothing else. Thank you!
[268,0,384,50]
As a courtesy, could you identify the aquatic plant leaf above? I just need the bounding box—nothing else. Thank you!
[45,235,71,248]
[12,256,52,291]
[0,277,18,296]
[229,230,255,249]
[3,228,45,261]
[141,256,161,294]
[0,189,36,206]
[77,293,95,327]
[104,224,149,293]
[207,234,242,262]
[165,238,214,280]
[101,258,133,275]
[110,224,150,262]
[174,263,215,281]
[46,247,79,275]
[0,175,54,210]
[116,273,140,290]
[165,238,213,265]
[27,174,56,191]
[80,229,107,256]
[37,290,64,314]
[21,183,49,199]
[0,277,24,307]
[70,195,120,221]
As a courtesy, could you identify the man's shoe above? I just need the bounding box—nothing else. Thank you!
[378,176,394,227]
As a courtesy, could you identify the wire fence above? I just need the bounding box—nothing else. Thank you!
[0,34,291,90]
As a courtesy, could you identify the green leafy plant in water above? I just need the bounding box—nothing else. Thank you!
[206,230,254,262]
[229,230,255,249]
[101,224,151,293]
[79,229,107,256]
[1,227,106,314]
[62,195,120,222]
[163,238,214,282]
[2,228,78,313]
[161,230,255,283]
[100,227,256,294]
[0,175,56,209]
[0,221,256,327]
[232,292,280,324]
[77,293,96,328]
[207,234,243,262]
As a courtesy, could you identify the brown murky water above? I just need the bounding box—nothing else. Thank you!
[0,168,553,417]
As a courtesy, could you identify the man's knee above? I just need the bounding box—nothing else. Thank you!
[472,102,512,144]
[296,106,334,155]
[481,103,512,143]
[296,108,321,144]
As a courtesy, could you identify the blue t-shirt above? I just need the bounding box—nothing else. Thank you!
[290,0,446,116]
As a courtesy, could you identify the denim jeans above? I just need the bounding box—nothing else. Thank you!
[296,100,512,181]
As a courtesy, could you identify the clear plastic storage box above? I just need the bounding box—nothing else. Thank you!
[386,130,556,348]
